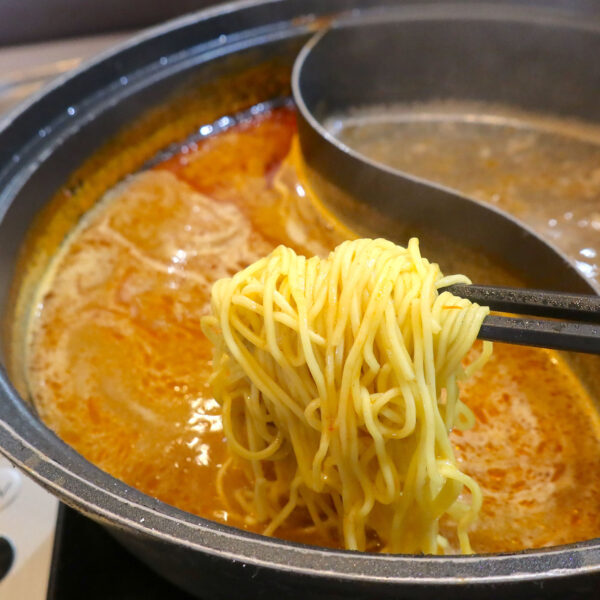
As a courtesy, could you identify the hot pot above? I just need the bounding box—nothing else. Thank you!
[0,1,599,598]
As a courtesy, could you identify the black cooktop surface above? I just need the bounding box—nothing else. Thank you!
[47,505,196,599]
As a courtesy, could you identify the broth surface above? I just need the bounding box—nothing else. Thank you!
[331,102,600,288]
[26,107,600,552]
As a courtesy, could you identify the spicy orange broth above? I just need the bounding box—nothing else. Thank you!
[25,108,600,553]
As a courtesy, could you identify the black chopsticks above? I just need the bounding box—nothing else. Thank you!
[440,284,600,355]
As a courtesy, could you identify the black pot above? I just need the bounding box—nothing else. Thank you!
[0,1,599,598]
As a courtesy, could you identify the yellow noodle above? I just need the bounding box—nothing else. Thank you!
[202,238,492,554]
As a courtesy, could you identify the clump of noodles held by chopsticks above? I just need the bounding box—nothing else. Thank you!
[201,237,492,554]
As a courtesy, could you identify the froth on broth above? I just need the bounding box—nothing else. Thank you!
[23,107,600,553]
